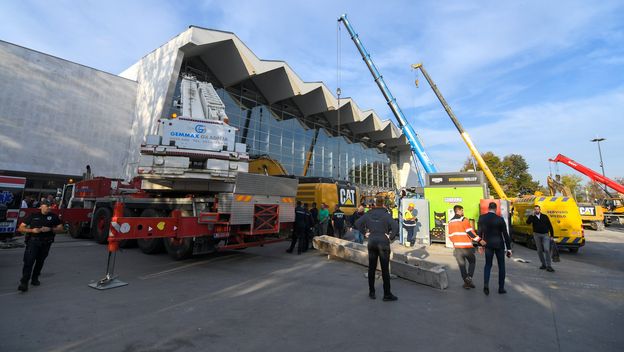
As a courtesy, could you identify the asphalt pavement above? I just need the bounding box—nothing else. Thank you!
[1,227,622,352]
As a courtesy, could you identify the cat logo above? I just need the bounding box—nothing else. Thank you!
[339,187,356,207]
[579,206,595,216]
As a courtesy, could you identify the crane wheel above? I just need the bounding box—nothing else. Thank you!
[163,209,194,260]
[91,207,112,244]
[137,208,165,254]
[68,222,87,239]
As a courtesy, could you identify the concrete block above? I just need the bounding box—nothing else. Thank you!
[313,236,448,290]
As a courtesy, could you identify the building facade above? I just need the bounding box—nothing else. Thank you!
[0,25,418,198]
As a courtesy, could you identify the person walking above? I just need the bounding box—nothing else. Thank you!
[478,202,512,295]
[448,205,485,289]
[349,205,366,244]
[403,203,418,247]
[17,201,63,292]
[286,201,307,254]
[331,205,346,239]
[318,203,330,236]
[526,205,555,272]
[355,197,399,301]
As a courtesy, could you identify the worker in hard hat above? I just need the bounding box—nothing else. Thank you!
[403,203,418,247]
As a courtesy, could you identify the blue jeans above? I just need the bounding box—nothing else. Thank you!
[353,229,364,244]
[404,226,416,244]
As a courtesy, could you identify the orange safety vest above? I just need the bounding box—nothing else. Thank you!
[448,216,479,248]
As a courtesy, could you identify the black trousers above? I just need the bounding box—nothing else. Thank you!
[367,237,391,296]
[484,248,506,289]
[21,239,53,283]
[453,248,476,280]
[334,226,345,239]
[288,227,307,253]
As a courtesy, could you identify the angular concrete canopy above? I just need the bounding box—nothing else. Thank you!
[120,25,417,180]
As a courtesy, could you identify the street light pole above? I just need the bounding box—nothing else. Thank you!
[590,137,606,177]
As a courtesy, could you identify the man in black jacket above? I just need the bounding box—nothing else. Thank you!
[526,205,555,272]
[355,197,399,301]
[478,202,512,295]
[287,201,307,254]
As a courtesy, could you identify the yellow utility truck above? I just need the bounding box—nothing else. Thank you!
[511,194,585,253]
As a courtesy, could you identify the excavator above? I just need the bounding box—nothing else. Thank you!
[249,156,360,216]
[547,175,605,230]
[550,153,624,225]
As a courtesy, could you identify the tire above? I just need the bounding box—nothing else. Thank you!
[163,209,194,260]
[137,208,165,254]
[91,207,112,244]
[68,222,86,239]
[589,222,599,231]
[569,247,579,253]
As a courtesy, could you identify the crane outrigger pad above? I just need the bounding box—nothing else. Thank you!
[88,275,128,290]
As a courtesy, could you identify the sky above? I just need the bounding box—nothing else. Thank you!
[1,0,623,185]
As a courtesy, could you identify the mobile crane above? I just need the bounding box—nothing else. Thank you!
[550,153,624,225]
[338,14,437,186]
[410,63,507,199]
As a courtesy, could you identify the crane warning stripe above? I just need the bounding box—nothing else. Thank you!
[235,195,252,202]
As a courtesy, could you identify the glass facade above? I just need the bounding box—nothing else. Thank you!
[172,66,399,192]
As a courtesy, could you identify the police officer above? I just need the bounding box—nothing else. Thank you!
[17,200,63,292]
[287,201,307,255]
[355,197,399,301]
[331,205,346,239]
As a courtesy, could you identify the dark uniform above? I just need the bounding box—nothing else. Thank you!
[20,211,61,287]
[331,209,346,239]
[287,205,308,254]
[355,207,399,300]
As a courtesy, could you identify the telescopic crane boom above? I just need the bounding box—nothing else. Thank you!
[549,153,624,194]
[411,63,508,199]
[338,14,437,186]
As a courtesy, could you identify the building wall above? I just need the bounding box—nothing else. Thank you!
[0,41,137,178]
[119,30,191,179]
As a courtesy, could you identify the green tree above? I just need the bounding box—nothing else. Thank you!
[560,174,583,199]
[461,152,541,197]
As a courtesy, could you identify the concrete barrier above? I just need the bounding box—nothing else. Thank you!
[313,236,448,290]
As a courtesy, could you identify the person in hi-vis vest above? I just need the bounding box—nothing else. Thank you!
[403,203,418,246]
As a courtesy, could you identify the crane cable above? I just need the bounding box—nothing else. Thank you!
[336,20,342,179]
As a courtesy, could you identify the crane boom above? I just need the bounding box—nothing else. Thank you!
[411,63,508,199]
[338,14,437,186]
[549,154,624,194]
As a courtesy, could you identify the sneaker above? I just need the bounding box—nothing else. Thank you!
[539,265,547,270]
[483,287,489,295]
[462,279,471,290]
[18,282,28,292]
[546,267,555,272]
[31,278,41,286]
[369,292,376,300]
[383,294,398,301]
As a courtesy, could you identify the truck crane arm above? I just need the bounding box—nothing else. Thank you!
[411,63,508,199]
[549,154,624,195]
[338,14,437,186]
